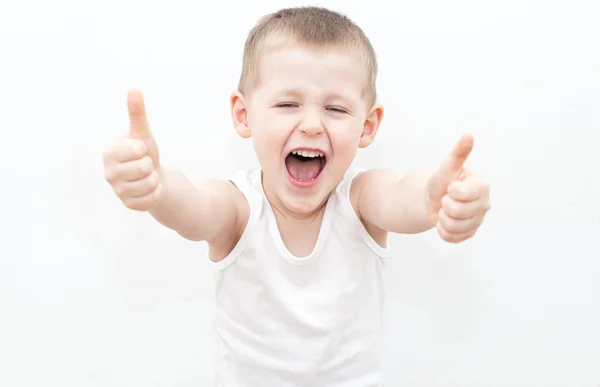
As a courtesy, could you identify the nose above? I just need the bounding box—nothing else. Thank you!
[298,110,324,136]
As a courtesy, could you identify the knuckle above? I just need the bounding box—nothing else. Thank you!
[102,150,112,165]
[138,184,153,198]
[482,181,490,193]
[139,156,154,175]
[441,194,451,207]
[438,226,452,241]
[149,183,162,202]
[442,216,458,232]
[478,182,490,198]
[122,197,135,209]
[145,193,159,209]
[124,197,144,211]
[438,223,467,243]
[106,138,124,155]
[104,168,116,182]
[445,232,462,243]
[484,200,491,211]
[122,190,159,212]
[113,184,125,196]
[445,201,461,217]
[442,232,459,243]
[147,171,159,190]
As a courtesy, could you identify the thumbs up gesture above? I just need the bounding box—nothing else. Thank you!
[103,89,163,211]
[426,134,490,243]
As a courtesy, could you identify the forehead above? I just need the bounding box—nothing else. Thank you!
[254,42,368,102]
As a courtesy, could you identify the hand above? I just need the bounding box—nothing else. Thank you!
[426,134,491,243]
[103,89,163,211]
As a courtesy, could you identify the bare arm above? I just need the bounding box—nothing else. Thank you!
[104,89,246,249]
[352,169,434,234]
[351,134,491,243]
[149,167,245,243]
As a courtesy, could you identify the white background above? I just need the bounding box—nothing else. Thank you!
[1,0,599,386]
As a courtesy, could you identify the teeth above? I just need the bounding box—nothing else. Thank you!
[291,150,324,158]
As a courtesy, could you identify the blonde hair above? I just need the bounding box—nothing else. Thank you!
[237,6,378,105]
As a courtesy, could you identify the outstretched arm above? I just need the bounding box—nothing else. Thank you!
[352,134,491,243]
[103,89,246,246]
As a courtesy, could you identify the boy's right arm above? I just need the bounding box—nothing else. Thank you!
[103,89,246,253]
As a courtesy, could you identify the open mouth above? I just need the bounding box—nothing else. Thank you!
[284,149,326,185]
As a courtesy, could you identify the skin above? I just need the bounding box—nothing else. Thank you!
[102,42,491,260]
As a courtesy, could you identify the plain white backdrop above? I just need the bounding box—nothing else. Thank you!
[1,0,599,386]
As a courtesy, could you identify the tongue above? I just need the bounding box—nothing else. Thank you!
[286,156,322,182]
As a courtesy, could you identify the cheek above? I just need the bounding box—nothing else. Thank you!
[252,131,277,161]
[248,115,288,163]
[327,120,364,152]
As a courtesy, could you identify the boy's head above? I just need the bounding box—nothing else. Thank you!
[231,7,384,214]
[237,6,378,106]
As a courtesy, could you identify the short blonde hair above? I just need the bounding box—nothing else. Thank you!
[237,6,378,105]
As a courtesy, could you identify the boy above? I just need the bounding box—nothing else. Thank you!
[103,6,490,387]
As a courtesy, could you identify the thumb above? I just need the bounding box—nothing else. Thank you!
[126,88,160,167]
[127,89,152,139]
[428,133,474,203]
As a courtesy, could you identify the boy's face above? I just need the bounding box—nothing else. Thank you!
[231,43,383,215]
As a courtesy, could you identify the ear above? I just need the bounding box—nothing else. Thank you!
[230,90,251,138]
[358,103,384,148]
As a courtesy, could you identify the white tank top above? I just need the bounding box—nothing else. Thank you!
[210,168,389,387]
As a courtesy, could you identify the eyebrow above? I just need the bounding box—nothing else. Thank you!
[275,88,355,104]
[326,91,354,103]
[276,88,305,99]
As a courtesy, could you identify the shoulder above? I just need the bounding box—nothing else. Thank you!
[205,170,261,261]
[345,168,390,248]
[348,168,396,215]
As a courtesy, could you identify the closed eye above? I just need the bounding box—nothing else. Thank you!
[326,106,349,114]
[275,104,349,114]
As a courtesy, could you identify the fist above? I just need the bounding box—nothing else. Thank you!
[427,134,491,243]
[103,89,163,211]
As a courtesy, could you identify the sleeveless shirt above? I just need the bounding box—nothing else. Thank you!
[210,168,388,387]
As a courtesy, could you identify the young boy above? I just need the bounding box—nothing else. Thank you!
[103,6,490,387]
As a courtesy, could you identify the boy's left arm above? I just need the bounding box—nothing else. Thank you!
[351,134,491,242]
